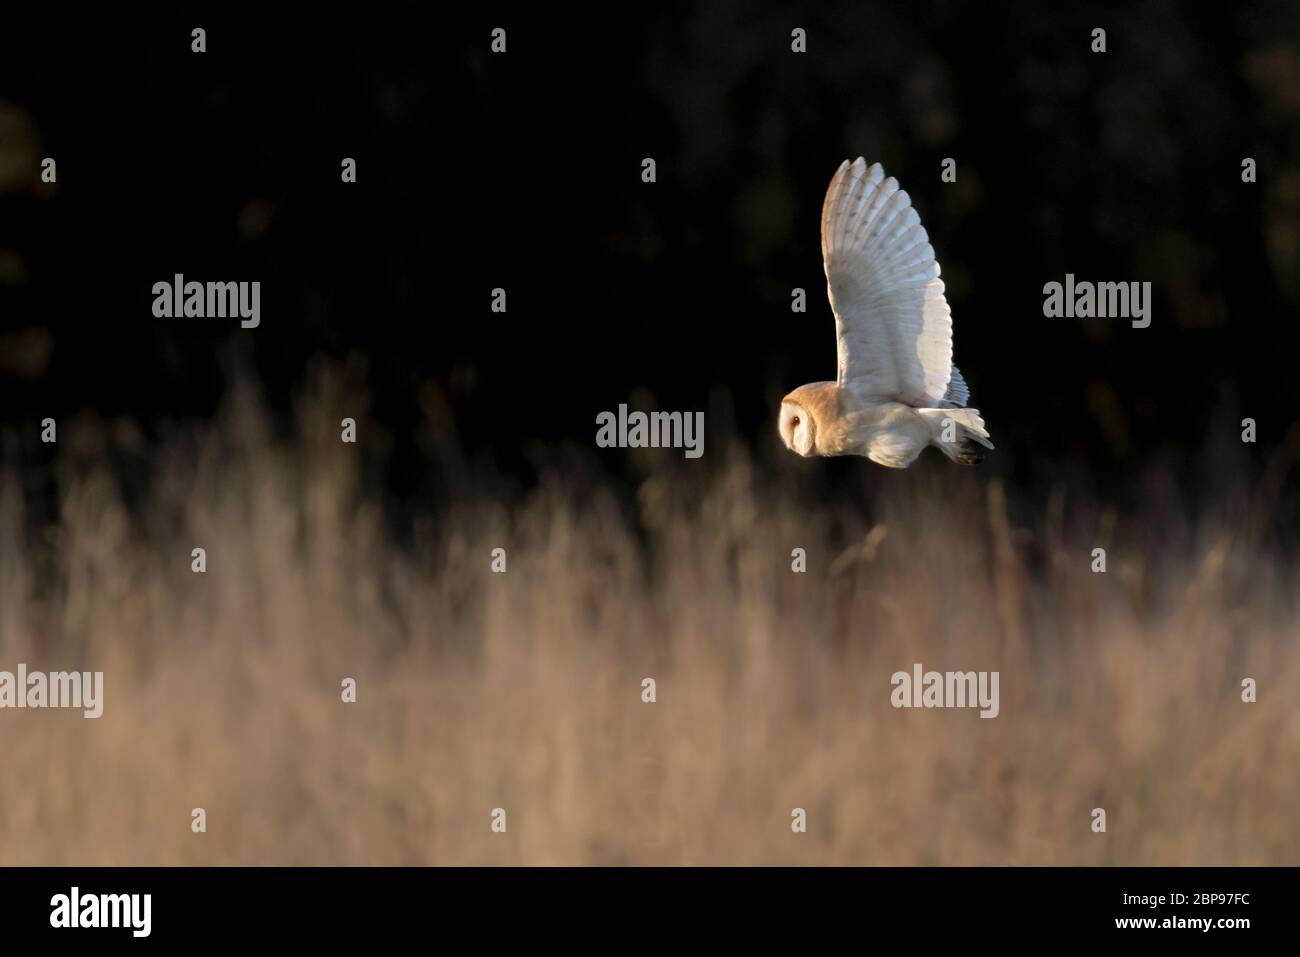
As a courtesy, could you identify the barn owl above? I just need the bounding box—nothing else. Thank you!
[779,158,993,467]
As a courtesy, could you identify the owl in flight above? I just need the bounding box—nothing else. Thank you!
[779,158,993,467]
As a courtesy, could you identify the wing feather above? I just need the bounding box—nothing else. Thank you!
[821,158,954,407]
[942,365,969,407]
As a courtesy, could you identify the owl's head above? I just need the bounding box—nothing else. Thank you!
[779,399,815,456]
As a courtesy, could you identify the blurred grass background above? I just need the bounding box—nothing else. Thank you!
[1,370,1296,865]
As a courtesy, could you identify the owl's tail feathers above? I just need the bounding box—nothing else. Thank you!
[917,407,994,465]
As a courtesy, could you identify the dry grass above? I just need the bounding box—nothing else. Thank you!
[1,378,1297,866]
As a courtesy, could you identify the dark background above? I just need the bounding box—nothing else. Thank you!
[1,2,1298,516]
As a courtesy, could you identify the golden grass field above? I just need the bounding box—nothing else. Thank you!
[1,376,1297,865]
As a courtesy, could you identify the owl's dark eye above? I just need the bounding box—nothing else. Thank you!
[792,416,800,426]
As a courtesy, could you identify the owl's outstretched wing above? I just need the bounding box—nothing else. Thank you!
[821,157,954,407]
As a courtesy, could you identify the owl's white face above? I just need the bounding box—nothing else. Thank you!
[779,400,815,456]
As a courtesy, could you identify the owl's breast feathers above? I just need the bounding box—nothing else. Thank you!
[827,392,931,464]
